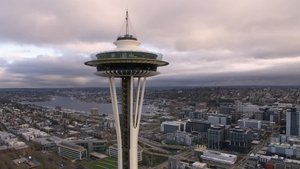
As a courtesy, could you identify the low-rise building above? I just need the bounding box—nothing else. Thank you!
[208,114,230,126]
[167,156,190,169]
[267,143,300,159]
[247,154,300,169]
[161,121,186,133]
[186,120,210,133]
[268,135,300,159]
[32,137,57,151]
[20,128,48,141]
[74,138,107,154]
[191,162,209,169]
[0,131,28,150]
[165,132,192,146]
[167,157,209,169]
[201,150,237,167]
[238,118,262,129]
[186,120,210,145]
[57,142,87,161]
[12,157,41,168]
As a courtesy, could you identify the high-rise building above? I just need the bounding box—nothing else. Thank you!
[286,108,300,137]
[85,11,168,169]
[208,125,225,150]
[228,127,252,153]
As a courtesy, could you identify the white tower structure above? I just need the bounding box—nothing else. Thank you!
[85,11,168,169]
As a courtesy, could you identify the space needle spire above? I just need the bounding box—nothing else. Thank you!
[85,11,168,169]
[125,10,129,35]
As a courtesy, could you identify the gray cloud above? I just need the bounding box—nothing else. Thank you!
[1,54,107,87]
[0,58,8,66]
[6,55,89,76]
[0,0,123,44]
[0,0,300,87]
[149,71,300,87]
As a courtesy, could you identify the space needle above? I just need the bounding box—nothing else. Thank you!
[85,11,168,169]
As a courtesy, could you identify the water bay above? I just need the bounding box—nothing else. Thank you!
[25,96,153,115]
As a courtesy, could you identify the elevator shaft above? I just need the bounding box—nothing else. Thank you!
[121,77,131,169]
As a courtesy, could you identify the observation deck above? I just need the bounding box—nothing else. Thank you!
[85,34,168,77]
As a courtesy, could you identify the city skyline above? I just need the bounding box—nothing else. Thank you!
[1,0,300,87]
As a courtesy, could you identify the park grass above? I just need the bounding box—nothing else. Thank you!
[84,157,118,169]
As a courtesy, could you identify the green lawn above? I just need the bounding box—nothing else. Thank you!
[84,157,118,169]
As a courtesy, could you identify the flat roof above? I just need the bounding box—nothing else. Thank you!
[89,152,107,159]
[201,150,237,165]
[58,142,86,152]
[162,121,186,125]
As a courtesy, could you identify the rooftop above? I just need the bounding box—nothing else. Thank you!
[58,142,86,152]
[201,150,237,165]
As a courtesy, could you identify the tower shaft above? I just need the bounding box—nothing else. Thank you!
[108,76,146,169]
[121,77,131,169]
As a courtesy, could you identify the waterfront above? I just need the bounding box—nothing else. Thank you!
[23,96,154,115]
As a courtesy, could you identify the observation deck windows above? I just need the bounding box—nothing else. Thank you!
[96,63,157,72]
[96,52,158,60]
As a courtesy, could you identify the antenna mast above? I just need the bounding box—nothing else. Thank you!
[126,10,129,35]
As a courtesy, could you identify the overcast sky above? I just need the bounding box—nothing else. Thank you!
[0,0,300,88]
